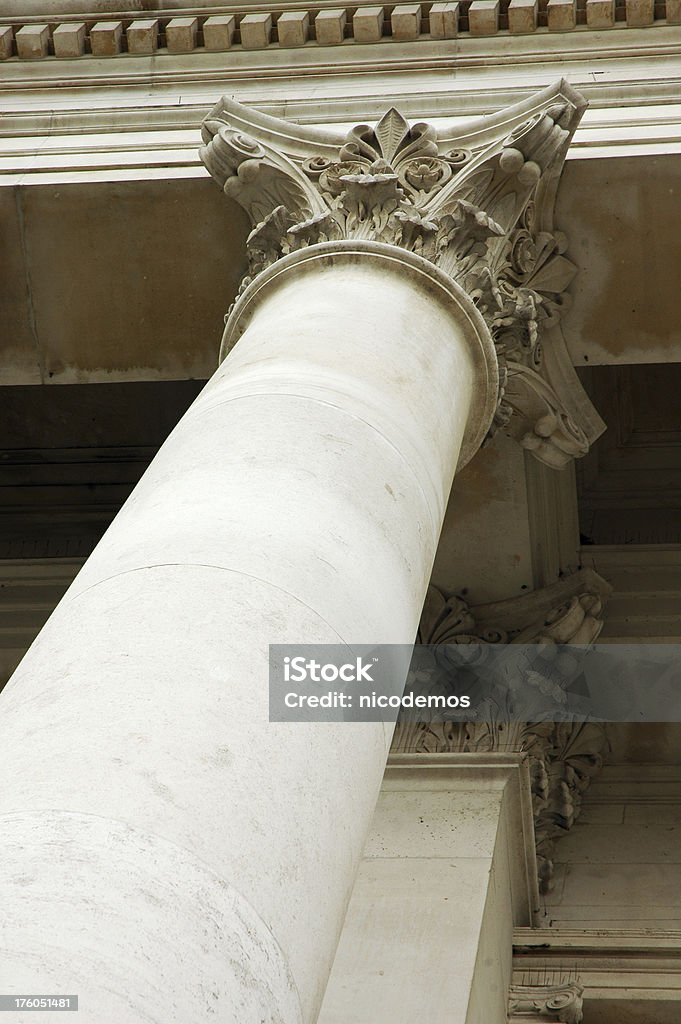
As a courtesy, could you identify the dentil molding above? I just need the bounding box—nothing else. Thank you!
[200,82,604,468]
[0,2,679,63]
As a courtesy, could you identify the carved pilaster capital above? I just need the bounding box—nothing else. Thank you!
[509,982,584,1024]
[393,569,612,893]
[416,568,611,647]
[200,82,604,467]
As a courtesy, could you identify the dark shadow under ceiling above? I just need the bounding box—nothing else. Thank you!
[577,363,681,545]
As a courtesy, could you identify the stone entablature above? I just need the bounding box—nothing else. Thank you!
[514,927,681,1010]
[1,1,680,60]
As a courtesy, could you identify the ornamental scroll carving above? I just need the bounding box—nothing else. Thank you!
[392,569,612,894]
[200,82,604,468]
[509,981,584,1024]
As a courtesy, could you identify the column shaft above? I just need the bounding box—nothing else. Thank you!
[0,243,496,1023]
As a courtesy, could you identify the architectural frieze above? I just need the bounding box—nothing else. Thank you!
[392,569,612,893]
[1,2,679,62]
[200,83,604,467]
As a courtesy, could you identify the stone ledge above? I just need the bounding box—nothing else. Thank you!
[513,927,681,1005]
[1,0,679,60]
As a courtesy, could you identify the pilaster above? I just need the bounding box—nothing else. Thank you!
[317,755,539,1024]
[392,569,612,893]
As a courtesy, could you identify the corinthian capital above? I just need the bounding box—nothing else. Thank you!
[200,83,604,468]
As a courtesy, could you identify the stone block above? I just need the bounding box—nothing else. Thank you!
[203,15,236,50]
[53,23,86,58]
[508,0,539,32]
[468,0,500,35]
[391,4,422,39]
[668,0,681,21]
[625,0,654,24]
[315,9,347,44]
[277,11,310,47]
[90,21,123,56]
[429,2,459,38]
[166,17,198,53]
[353,6,385,41]
[15,25,50,59]
[0,26,14,60]
[239,13,272,49]
[586,0,616,26]
[126,19,159,55]
[547,0,577,30]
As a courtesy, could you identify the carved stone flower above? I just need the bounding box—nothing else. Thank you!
[403,157,448,191]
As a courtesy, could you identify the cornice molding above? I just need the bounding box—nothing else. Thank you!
[1,2,680,63]
[515,926,681,952]
[200,84,604,467]
[4,32,681,182]
[514,928,681,1006]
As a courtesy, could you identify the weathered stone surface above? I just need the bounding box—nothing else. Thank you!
[89,20,122,56]
[586,0,616,27]
[15,24,50,59]
[391,4,422,40]
[625,0,654,25]
[277,11,310,47]
[239,12,272,49]
[353,6,385,41]
[429,1,459,37]
[0,179,247,384]
[315,8,347,44]
[0,25,13,59]
[318,759,536,1024]
[126,18,159,55]
[469,0,500,35]
[53,22,86,58]
[557,155,681,367]
[509,0,539,33]
[203,14,236,50]
[547,0,577,30]
[166,16,198,53]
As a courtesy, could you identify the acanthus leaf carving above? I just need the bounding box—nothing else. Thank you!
[201,83,605,468]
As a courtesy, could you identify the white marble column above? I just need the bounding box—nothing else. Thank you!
[0,240,496,1024]
[0,86,589,1024]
